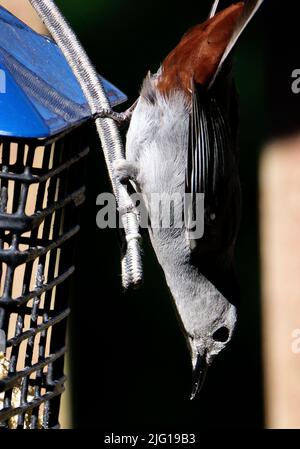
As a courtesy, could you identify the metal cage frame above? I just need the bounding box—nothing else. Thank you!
[0,121,90,428]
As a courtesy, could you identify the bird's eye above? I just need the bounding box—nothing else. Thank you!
[212,327,229,343]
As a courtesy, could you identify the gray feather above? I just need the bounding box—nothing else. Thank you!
[125,75,239,393]
[185,84,229,249]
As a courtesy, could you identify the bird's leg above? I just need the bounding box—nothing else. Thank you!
[113,159,138,184]
[93,99,138,125]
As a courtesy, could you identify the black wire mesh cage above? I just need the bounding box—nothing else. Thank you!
[0,3,128,428]
[0,123,90,428]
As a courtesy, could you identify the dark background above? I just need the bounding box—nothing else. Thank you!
[55,0,300,429]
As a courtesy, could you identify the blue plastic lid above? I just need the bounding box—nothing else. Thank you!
[0,6,127,139]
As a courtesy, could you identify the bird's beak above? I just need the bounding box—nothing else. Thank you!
[190,350,208,400]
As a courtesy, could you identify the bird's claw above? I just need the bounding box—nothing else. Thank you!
[93,100,138,126]
[113,159,138,183]
[93,108,129,125]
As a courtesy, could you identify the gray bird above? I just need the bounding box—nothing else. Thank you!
[113,0,264,399]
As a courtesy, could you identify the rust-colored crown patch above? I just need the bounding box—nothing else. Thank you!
[157,3,244,96]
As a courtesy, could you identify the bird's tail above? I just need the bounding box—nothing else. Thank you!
[208,0,221,19]
[209,0,265,87]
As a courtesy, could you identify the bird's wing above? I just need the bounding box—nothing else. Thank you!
[185,83,230,249]
[209,0,264,87]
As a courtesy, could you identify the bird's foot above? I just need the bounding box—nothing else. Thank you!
[93,108,128,124]
[93,100,138,125]
[113,159,138,183]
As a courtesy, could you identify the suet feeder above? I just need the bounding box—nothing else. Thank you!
[0,6,126,428]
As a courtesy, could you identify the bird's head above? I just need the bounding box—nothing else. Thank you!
[187,293,237,400]
[166,268,237,399]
